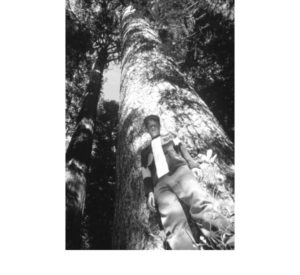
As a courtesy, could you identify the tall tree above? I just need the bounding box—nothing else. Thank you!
[131,0,235,139]
[66,48,108,249]
[112,6,234,249]
[84,100,119,249]
[65,0,120,249]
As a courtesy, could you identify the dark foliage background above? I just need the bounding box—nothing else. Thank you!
[83,100,119,249]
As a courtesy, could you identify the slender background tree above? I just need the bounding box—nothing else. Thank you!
[65,0,121,249]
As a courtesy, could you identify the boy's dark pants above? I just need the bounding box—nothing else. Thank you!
[154,165,232,250]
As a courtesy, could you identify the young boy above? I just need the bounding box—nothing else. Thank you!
[141,115,233,249]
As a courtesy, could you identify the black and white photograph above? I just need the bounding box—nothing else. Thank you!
[66,0,235,250]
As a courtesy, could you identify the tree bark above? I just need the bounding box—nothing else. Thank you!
[66,48,108,249]
[112,6,234,250]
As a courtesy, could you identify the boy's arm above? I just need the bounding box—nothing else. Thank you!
[141,149,154,197]
[141,167,154,197]
[174,137,199,169]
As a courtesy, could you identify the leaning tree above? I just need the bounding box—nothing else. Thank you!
[112,5,234,249]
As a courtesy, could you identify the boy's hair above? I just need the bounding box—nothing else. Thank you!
[143,115,160,128]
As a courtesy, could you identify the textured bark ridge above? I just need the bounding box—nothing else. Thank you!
[112,6,234,249]
[66,48,107,249]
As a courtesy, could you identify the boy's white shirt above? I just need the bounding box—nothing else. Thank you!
[173,136,181,146]
[151,136,170,178]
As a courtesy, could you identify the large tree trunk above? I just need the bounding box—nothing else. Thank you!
[66,48,108,249]
[112,6,234,250]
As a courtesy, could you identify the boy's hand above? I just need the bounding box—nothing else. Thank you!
[147,192,156,212]
[192,167,203,180]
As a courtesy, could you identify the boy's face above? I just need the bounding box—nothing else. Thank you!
[146,119,160,138]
